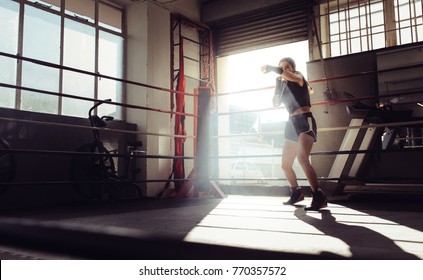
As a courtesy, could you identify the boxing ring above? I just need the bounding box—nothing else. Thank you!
[1,46,423,202]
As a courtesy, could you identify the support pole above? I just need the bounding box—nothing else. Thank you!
[195,87,211,195]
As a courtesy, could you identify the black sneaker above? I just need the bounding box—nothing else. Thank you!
[283,188,304,205]
[305,191,328,211]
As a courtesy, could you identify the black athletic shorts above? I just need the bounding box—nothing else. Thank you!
[285,112,317,142]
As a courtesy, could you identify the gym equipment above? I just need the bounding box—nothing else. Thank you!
[320,95,423,195]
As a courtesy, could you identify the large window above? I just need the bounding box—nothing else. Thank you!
[21,5,61,114]
[0,0,124,118]
[62,18,96,117]
[396,0,423,44]
[0,0,20,109]
[318,0,423,58]
[98,30,124,117]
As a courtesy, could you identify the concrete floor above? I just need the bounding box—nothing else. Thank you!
[0,193,423,260]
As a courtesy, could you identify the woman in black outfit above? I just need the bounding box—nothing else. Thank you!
[262,57,327,211]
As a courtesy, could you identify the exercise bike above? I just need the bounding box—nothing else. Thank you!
[69,99,143,201]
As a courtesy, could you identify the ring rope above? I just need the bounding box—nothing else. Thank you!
[215,62,423,96]
[318,119,423,132]
[211,146,423,160]
[308,62,423,84]
[217,89,423,116]
[0,51,195,97]
[214,119,423,138]
[0,148,195,159]
[0,83,196,118]
[0,178,194,186]
[0,116,195,139]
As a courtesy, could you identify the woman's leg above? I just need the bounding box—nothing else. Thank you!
[281,139,298,188]
[296,133,318,192]
[281,139,304,205]
[297,133,327,210]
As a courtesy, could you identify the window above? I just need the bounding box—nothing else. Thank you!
[318,0,423,58]
[21,5,61,114]
[28,0,61,11]
[62,19,96,117]
[0,0,124,118]
[396,0,423,44]
[65,0,95,24]
[99,1,123,32]
[98,30,124,117]
[0,0,19,109]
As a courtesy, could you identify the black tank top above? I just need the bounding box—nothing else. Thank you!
[275,77,311,114]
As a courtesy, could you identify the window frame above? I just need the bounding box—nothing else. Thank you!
[317,0,423,58]
[3,0,126,118]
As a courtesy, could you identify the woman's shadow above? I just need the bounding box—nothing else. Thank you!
[293,207,419,259]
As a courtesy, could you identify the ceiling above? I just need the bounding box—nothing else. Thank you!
[105,0,297,26]
[106,0,202,22]
[105,0,310,56]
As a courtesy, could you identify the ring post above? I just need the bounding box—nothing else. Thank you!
[195,87,211,196]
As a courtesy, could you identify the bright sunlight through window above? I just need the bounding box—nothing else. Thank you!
[221,41,309,122]
[216,41,309,187]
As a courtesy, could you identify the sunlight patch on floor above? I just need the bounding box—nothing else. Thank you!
[184,195,353,258]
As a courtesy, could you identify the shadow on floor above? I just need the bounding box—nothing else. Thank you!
[294,207,420,259]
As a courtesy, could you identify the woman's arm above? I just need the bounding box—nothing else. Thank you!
[261,65,282,74]
[282,71,304,87]
[261,64,305,87]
